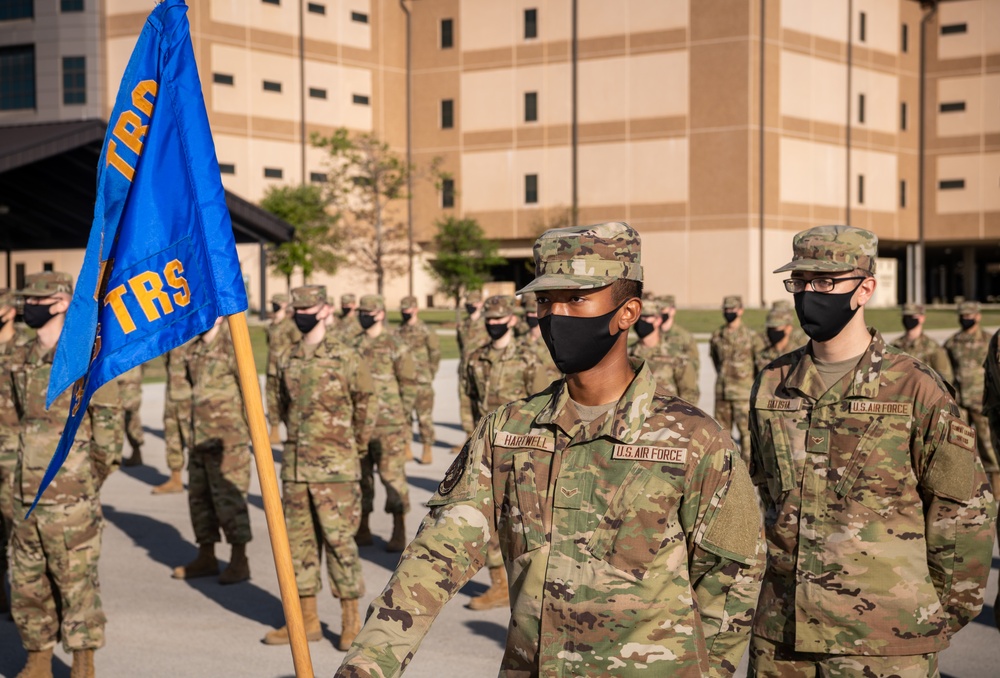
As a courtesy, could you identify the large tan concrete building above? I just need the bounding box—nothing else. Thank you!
[1,0,997,308]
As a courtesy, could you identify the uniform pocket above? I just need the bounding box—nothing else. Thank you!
[501,451,547,559]
[834,418,908,517]
[762,418,798,499]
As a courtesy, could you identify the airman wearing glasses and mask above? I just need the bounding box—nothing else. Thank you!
[748,225,996,676]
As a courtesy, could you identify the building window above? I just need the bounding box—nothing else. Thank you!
[441,18,454,49]
[310,172,327,183]
[0,45,35,110]
[857,175,865,205]
[524,91,538,122]
[262,0,280,5]
[940,23,967,35]
[440,99,454,129]
[525,174,538,204]
[307,3,325,15]
[213,73,234,85]
[43,261,53,272]
[0,1,33,20]
[61,0,84,11]
[900,102,908,130]
[524,8,537,39]
[900,180,907,208]
[858,12,866,42]
[901,24,909,52]
[939,101,966,113]
[309,87,327,99]
[350,10,367,23]
[263,80,282,93]
[858,93,865,124]
[264,167,283,179]
[352,93,369,105]
[15,263,24,290]
[939,179,965,190]
[441,178,455,208]
[62,56,86,105]
[219,163,236,174]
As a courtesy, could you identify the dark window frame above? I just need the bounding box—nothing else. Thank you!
[900,101,908,130]
[350,10,368,23]
[309,171,328,183]
[307,3,325,15]
[524,91,538,123]
[61,0,85,12]
[0,0,33,20]
[0,44,36,111]
[262,80,282,93]
[939,179,965,190]
[308,87,327,99]
[901,23,909,52]
[939,101,966,113]
[900,179,907,208]
[440,99,454,129]
[858,93,865,124]
[219,163,236,175]
[859,11,866,42]
[524,8,538,39]
[440,18,454,49]
[352,93,370,105]
[525,174,539,204]
[262,0,280,5]
[441,178,455,208]
[857,175,865,205]
[62,55,86,105]
[940,23,967,35]
[264,167,284,179]
[213,73,235,86]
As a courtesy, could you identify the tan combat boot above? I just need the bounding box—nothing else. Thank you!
[404,437,414,462]
[15,648,53,678]
[171,543,218,579]
[121,447,142,467]
[354,513,373,546]
[269,424,282,445]
[262,595,323,645]
[69,649,94,678]
[385,513,406,552]
[420,442,433,465]
[219,543,250,585]
[467,566,509,610]
[338,598,360,651]
[151,470,183,495]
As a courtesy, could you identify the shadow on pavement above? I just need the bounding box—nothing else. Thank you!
[972,602,995,628]
[120,463,170,488]
[103,506,281,627]
[0,628,72,678]
[459,579,488,599]
[355,541,406,574]
[143,424,165,440]
[462,620,507,649]
[434,422,465,433]
[407,475,444,495]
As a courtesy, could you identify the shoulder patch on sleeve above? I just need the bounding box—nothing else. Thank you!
[947,419,976,452]
[437,442,469,497]
[924,417,977,504]
[700,458,761,565]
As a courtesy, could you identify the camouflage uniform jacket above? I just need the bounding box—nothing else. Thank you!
[267,317,300,424]
[277,333,376,483]
[339,359,765,678]
[395,320,440,385]
[456,315,489,360]
[944,328,991,413]
[118,363,143,409]
[749,330,996,655]
[661,322,700,371]
[982,330,1000,450]
[630,338,700,404]
[891,332,954,385]
[756,334,809,372]
[164,340,193,403]
[465,338,548,425]
[10,337,123,505]
[0,326,28,461]
[351,330,418,428]
[186,324,249,449]
[711,324,766,401]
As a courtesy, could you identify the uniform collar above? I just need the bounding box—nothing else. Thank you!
[785,328,885,401]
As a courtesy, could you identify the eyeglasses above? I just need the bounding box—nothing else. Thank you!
[782,276,867,294]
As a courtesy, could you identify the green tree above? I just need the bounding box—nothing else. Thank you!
[427,216,506,317]
[260,183,342,289]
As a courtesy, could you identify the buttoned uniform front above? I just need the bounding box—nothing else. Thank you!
[711,322,767,461]
[337,359,765,678]
[892,332,954,385]
[630,336,700,403]
[944,326,998,473]
[395,317,440,447]
[749,330,996,657]
[8,336,123,652]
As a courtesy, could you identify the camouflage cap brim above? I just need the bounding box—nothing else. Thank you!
[517,273,617,295]
[772,258,857,274]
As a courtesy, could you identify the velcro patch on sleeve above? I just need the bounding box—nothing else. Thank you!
[701,461,760,564]
[924,436,976,504]
[947,420,976,452]
[611,445,687,464]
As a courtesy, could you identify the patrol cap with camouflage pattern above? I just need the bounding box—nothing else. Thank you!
[291,285,327,309]
[771,299,793,311]
[723,295,742,309]
[341,293,357,305]
[902,303,925,316]
[521,292,538,313]
[358,294,384,312]
[20,271,73,297]
[400,295,418,310]
[640,299,661,317]
[271,293,289,305]
[517,221,643,294]
[766,307,794,328]
[774,224,878,275]
[465,289,483,304]
[483,295,516,319]
[958,301,981,315]
[659,294,676,309]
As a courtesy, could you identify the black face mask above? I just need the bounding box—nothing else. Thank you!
[902,315,920,331]
[23,303,56,329]
[794,286,862,343]
[271,302,282,314]
[538,300,626,375]
[358,312,377,330]
[525,315,539,329]
[634,318,655,339]
[723,310,739,324]
[660,312,673,325]
[465,304,477,316]
[341,307,351,318]
[960,317,976,331]
[401,311,414,323]
[485,322,510,341]
[766,327,787,346]
[294,312,320,334]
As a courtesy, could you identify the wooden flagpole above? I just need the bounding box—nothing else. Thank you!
[227,312,314,678]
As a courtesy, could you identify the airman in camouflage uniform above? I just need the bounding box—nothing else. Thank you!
[266,293,298,445]
[891,303,954,384]
[749,225,996,675]
[520,292,560,385]
[944,301,997,480]
[0,289,25,614]
[8,272,124,678]
[351,295,418,552]
[337,293,360,339]
[396,295,440,465]
[770,299,807,348]
[630,299,700,403]
[711,295,766,462]
[152,340,194,495]
[979,329,1000,631]
[337,222,764,678]
[755,305,808,371]
[658,294,700,371]
[263,285,376,651]
[172,318,252,585]
[118,364,145,467]
[455,290,488,452]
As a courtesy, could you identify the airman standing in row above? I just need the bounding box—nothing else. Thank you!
[630,299,700,403]
[891,303,953,383]
[454,290,488,453]
[266,293,298,445]
[152,340,193,495]
[756,304,807,371]
[519,292,559,384]
[658,294,700,371]
[0,289,24,614]
[396,296,440,465]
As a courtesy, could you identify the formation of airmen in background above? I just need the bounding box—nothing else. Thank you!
[1,221,1000,676]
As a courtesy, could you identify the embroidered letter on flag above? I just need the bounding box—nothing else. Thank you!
[34,0,248,511]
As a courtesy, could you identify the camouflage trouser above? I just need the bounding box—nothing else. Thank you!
[0,452,14,576]
[283,481,364,600]
[10,498,106,652]
[715,398,750,465]
[458,359,474,436]
[163,399,190,472]
[360,426,409,515]
[410,382,435,445]
[961,407,999,472]
[485,531,502,569]
[124,402,144,452]
[188,442,252,545]
[748,635,939,677]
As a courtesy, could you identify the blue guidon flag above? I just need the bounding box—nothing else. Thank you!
[35,0,248,512]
